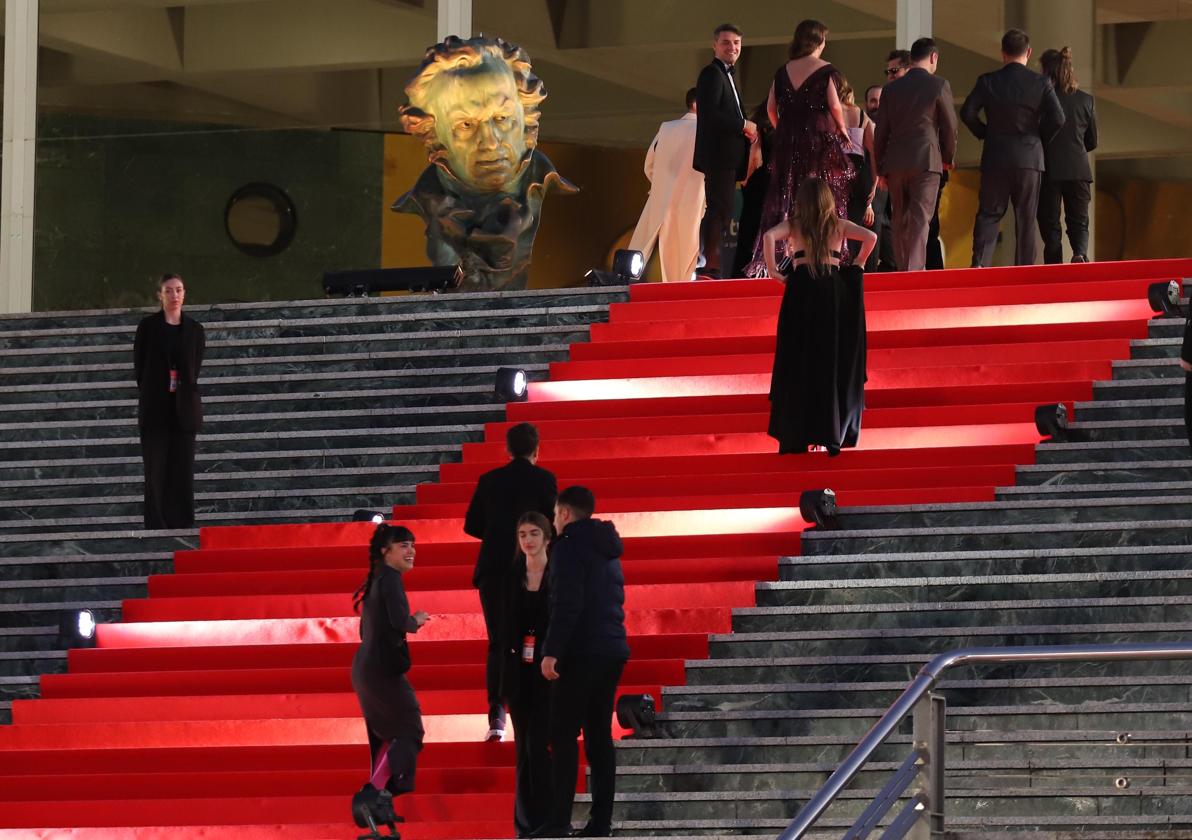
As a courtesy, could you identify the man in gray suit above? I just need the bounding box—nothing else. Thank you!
[874,37,958,272]
[961,29,1065,267]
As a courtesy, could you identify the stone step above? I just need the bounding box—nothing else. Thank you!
[0,527,196,558]
[1068,418,1189,442]
[0,323,593,366]
[799,517,1192,554]
[1129,336,1182,360]
[0,463,435,502]
[832,495,1192,531]
[0,345,569,387]
[0,597,125,629]
[781,545,1192,582]
[1035,437,1191,464]
[0,485,417,524]
[598,786,1192,823]
[1073,397,1184,423]
[0,287,627,332]
[662,674,1192,714]
[0,305,612,350]
[732,594,1192,636]
[1015,458,1192,487]
[0,425,484,461]
[0,383,507,423]
[610,814,1192,835]
[1110,358,1187,380]
[1093,376,1184,402]
[0,502,397,534]
[1,551,172,583]
[654,701,1192,742]
[0,361,550,406]
[613,755,1192,793]
[0,443,461,483]
[0,405,501,445]
[999,479,1192,500]
[0,625,56,654]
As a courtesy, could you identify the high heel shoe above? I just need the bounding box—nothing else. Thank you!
[352,783,404,839]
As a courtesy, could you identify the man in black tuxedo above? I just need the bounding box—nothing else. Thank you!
[961,29,1065,267]
[134,274,205,530]
[693,22,757,279]
[464,422,557,742]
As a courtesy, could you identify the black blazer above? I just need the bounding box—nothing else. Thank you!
[960,62,1065,172]
[133,311,205,433]
[496,554,551,703]
[693,59,749,179]
[1043,89,1097,182]
[463,457,557,589]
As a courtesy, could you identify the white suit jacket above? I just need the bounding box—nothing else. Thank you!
[628,112,705,282]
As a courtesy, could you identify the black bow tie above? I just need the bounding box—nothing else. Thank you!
[724,63,735,76]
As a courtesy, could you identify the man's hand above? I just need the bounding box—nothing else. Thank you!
[863,204,875,227]
[541,656,560,680]
[412,610,430,628]
[1180,358,1192,372]
[743,119,758,142]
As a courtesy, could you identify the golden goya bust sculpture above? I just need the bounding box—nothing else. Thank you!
[394,36,577,292]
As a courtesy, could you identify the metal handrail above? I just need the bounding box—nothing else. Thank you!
[780,642,1192,839]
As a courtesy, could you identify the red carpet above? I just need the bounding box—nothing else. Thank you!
[3,258,1189,839]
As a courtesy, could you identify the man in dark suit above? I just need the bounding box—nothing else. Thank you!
[134,273,205,530]
[875,37,958,272]
[961,28,1065,267]
[864,84,896,272]
[693,22,757,279]
[464,421,557,742]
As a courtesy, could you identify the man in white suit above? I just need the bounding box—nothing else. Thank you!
[628,89,705,282]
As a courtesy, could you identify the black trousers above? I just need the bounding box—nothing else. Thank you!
[699,168,737,275]
[868,188,896,272]
[139,423,196,529]
[509,663,553,837]
[971,167,1042,267]
[926,171,947,270]
[365,674,424,796]
[1185,373,1192,456]
[478,584,505,717]
[846,153,874,265]
[546,654,626,832]
[1037,178,1091,264]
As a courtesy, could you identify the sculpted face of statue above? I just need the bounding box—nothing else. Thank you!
[426,57,528,192]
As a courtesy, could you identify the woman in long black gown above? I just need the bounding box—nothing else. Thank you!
[764,176,876,456]
[351,524,430,834]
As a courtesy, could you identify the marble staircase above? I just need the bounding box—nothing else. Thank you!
[0,287,628,724]
[604,302,1192,836]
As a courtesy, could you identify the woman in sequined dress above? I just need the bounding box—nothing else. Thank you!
[744,19,855,277]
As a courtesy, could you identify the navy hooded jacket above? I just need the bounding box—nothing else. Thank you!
[543,517,630,663]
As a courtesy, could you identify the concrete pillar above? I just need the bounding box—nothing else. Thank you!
[1,0,39,314]
[1017,0,1097,260]
[897,0,933,48]
[437,0,472,41]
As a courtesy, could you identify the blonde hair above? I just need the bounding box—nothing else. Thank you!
[399,36,546,168]
[790,177,839,277]
[838,74,855,107]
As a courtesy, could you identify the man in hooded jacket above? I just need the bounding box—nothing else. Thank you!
[536,486,630,838]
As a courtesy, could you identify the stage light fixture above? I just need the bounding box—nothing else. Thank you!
[323,265,461,297]
[57,609,98,649]
[353,509,386,524]
[612,249,646,281]
[1034,402,1069,441]
[799,489,839,530]
[495,367,529,402]
[1148,280,1182,315]
[615,693,657,738]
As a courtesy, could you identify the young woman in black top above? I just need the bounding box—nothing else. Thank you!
[350,524,430,835]
[500,511,554,837]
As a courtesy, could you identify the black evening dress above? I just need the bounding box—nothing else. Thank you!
[351,565,424,795]
[768,260,867,454]
[745,63,855,276]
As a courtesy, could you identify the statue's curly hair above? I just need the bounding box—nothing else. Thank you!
[399,35,546,168]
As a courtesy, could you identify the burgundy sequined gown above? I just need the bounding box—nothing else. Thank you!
[745,63,855,276]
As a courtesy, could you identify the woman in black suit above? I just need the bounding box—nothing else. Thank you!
[499,511,554,837]
[1037,47,1097,264]
[351,523,430,833]
[133,274,205,529]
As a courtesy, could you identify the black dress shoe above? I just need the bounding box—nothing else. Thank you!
[527,824,572,838]
[571,823,612,837]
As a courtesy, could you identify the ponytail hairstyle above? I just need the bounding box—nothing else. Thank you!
[1040,47,1078,95]
[354,523,416,613]
[789,177,839,278]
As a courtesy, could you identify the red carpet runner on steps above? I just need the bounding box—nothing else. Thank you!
[3,258,1190,839]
